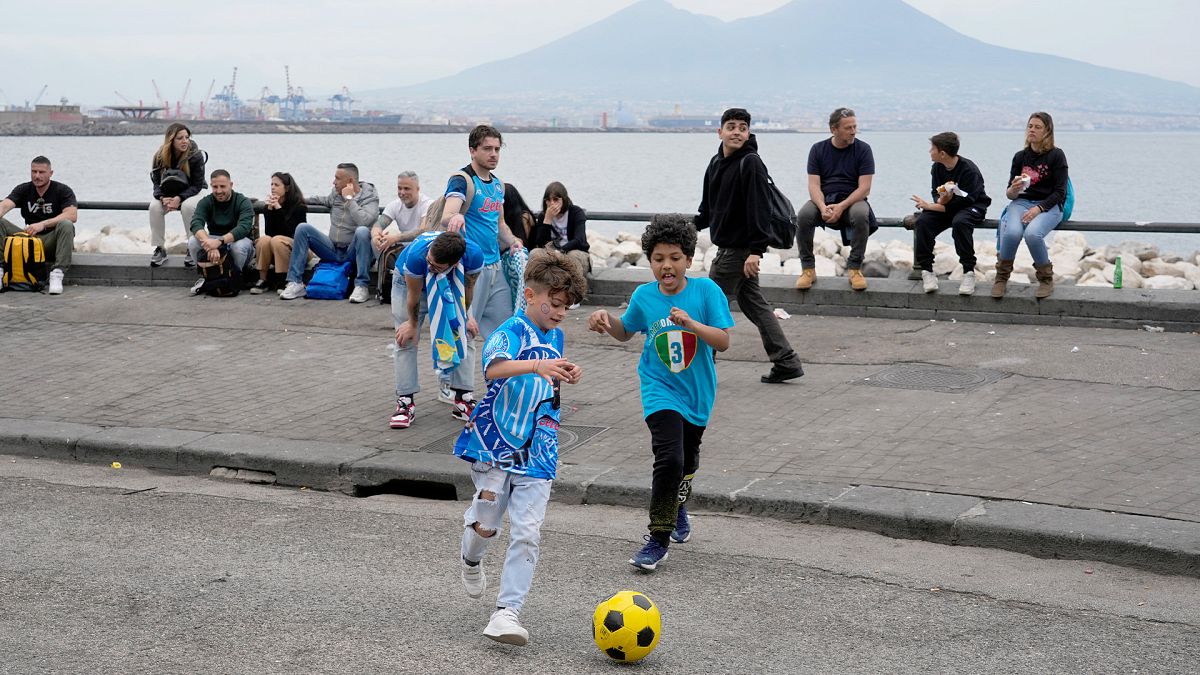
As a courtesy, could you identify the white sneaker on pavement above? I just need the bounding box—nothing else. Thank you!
[189,278,205,296]
[959,271,977,295]
[48,269,64,295]
[348,285,370,303]
[921,270,938,293]
[483,608,528,646]
[279,281,307,300]
[461,558,486,598]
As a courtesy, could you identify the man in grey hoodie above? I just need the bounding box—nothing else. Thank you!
[280,162,380,302]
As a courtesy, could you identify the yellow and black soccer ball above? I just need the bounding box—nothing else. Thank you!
[592,590,661,663]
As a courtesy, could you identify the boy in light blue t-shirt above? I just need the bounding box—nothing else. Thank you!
[454,248,588,647]
[588,214,734,572]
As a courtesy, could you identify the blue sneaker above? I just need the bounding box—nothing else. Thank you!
[670,505,691,544]
[629,535,669,571]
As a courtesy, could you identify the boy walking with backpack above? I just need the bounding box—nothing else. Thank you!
[588,214,734,571]
[454,248,587,646]
[696,108,804,384]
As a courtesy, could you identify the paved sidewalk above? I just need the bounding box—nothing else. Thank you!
[2,287,1199,572]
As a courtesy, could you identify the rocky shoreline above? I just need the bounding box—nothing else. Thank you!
[78,227,1200,291]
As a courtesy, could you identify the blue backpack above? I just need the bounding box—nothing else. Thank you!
[1061,178,1075,222]
[305,260,352,300]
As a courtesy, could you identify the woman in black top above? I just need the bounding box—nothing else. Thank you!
[148,122,208,267]
[501,182,536,249]
[994,111,1069,299]
[531,181,591,276]
[252,172,307,294]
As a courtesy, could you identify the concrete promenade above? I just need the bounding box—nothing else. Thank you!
[2,275,1199,576]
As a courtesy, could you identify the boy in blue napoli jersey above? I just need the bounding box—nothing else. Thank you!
[453,248,588,646]
[588,214,734,572]
[390,231,485,429]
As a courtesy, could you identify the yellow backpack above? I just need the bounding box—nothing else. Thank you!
[2,233,47,292]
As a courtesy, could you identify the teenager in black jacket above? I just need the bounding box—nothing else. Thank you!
[695,108,804,384]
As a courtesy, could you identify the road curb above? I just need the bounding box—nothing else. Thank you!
[3,420,1198,578]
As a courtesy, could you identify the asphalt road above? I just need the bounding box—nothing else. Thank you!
[2,456,1198,674]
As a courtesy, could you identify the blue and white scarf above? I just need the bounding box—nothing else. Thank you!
[425,263,468,376]
[501,247,528,315]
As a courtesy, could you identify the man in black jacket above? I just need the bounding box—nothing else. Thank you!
[695,108,804,384]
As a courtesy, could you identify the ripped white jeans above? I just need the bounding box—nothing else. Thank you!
[460,461,552,612]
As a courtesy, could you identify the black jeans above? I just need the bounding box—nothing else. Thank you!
[645,409,704,543]
[796,200,871,269]
[913,207,984,273]
[709,247,802,369]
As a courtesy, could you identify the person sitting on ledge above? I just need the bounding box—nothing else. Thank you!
[252,172,307,294]
[187,169,254,296]
[0,155,77,295]
[794,106,877,292]
[909,132,990,296]
[148,123,207,268]
[530,181,591,277]
[279,162,379,303]
[993,111,1069,300]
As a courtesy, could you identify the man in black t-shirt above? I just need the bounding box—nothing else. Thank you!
[0,156,77,294]
[794,107,876,292]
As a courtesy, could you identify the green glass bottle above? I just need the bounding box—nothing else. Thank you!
[1114,255,1123,289]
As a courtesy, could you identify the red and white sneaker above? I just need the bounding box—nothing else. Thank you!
[451,391,477,422]
[389,396,415,429]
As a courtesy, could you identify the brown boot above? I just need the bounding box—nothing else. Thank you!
[1034,262,1055,299]
[848,268,867,291]
[992,259,1014,298]
[794,268,816,290]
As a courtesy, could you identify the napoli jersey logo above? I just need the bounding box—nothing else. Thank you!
[654,329,698,373]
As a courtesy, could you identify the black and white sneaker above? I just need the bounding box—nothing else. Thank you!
[189,279,205,296]
[150,247,167,267]
[249,279,269,294]
[184,251,196,268]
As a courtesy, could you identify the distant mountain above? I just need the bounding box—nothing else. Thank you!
[361,0,1200,129]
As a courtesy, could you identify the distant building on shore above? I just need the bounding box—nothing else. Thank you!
[0,104,84,124]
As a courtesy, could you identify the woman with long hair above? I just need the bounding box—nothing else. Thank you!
[148,123,207,267]
[252,172,308,294]
[531,181,591,276]
[501,182,536,249]
[993,112,1069,299]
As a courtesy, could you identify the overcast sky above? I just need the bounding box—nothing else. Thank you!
[1,0,1196,108]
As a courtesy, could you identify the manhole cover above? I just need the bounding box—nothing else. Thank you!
[417,424,609,454]
[854,364,1007,393]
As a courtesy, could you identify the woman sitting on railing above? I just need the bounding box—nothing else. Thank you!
[148,123,207,268]
[530,181,591,276]
[994,111,1069,299]
[252,172,308,294]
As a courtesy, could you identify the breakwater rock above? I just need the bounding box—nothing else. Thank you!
[76,227,1200,290]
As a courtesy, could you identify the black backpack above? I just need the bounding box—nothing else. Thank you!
[196,246,241,297]
[739,153,796,250]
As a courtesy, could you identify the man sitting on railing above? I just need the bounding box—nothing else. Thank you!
[186,169,255,296]
[279,162,380,303]
[0,156,77,295]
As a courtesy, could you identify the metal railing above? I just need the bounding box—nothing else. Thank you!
[76,202,1200,235]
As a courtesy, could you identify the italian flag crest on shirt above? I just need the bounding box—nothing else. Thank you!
[654,329,698,373]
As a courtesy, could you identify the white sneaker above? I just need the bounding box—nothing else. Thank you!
[48,268,64,295]
[461,558,486,598]
[189,278,205,296]
[437,381,455,405]
[279,281,307,300]
[959,271,977,296]
[921,270,938,293]
[483,608,528,646]
[349,285,370,303]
